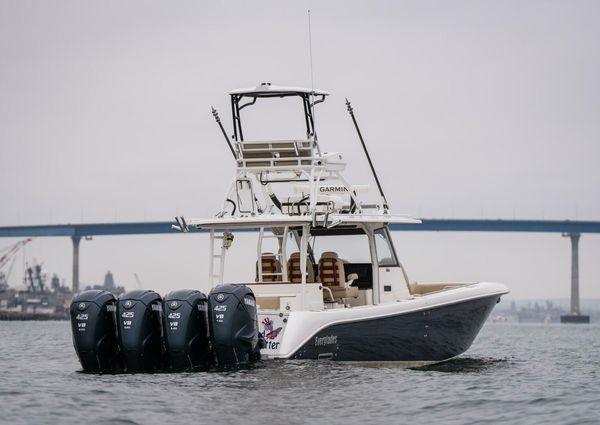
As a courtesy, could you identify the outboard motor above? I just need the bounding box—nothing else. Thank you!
[117,290,164,372]
[70,290,118,373]
[162,289,210,371]
[208,284,260,367]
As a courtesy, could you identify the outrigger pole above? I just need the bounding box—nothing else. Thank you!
[345,99,389,211]
[211,107,236,159]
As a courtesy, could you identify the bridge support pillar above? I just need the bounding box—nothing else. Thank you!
[71,236,80,294]
[560,233,589,323]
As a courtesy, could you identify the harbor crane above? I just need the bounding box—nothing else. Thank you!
[133,273,143,289]
[0,238,33,289]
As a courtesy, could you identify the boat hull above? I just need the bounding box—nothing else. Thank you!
[289,294,500,363]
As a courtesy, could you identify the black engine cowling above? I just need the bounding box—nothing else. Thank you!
[162,289,210,371]
[208,284,260,367]
[70,290,118,373]
[117,290,164,372]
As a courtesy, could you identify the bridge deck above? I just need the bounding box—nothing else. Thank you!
[1,219,600,237]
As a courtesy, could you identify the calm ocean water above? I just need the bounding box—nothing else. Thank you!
[1,321,599,425]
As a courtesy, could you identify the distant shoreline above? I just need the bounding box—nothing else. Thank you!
[0,311,68,321]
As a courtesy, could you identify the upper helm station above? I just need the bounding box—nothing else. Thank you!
[197,82,407,223]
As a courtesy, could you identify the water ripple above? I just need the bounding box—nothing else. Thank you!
[1,321,600,424]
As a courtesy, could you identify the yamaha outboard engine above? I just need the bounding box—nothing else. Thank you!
[70,290,118,373]
[162,289,210,371]
[117,290,164,372]
[208,284,260,367]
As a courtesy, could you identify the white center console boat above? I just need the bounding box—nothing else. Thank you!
[69,83,508,372]
[173,83,509,366]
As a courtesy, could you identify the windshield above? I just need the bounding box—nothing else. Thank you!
[237,96,308,140]
[310,234,371,263]
[374,228,399,267]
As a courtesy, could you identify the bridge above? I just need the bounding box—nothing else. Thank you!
[2,219,599,322]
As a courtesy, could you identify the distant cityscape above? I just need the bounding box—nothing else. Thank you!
[81,270,126,297]
[0,269,123,320]
[492,299,600,323]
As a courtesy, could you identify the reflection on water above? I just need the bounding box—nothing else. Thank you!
[417,356,511,373]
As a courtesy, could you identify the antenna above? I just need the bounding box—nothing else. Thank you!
[308,10,314,93]
[307,10,317,141]
[345,98,390,212]
[211,106,236,159]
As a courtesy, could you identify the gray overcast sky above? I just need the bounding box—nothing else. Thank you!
[1,0,599,300]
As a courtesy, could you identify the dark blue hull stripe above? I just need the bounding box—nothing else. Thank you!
[291,294,500,361]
